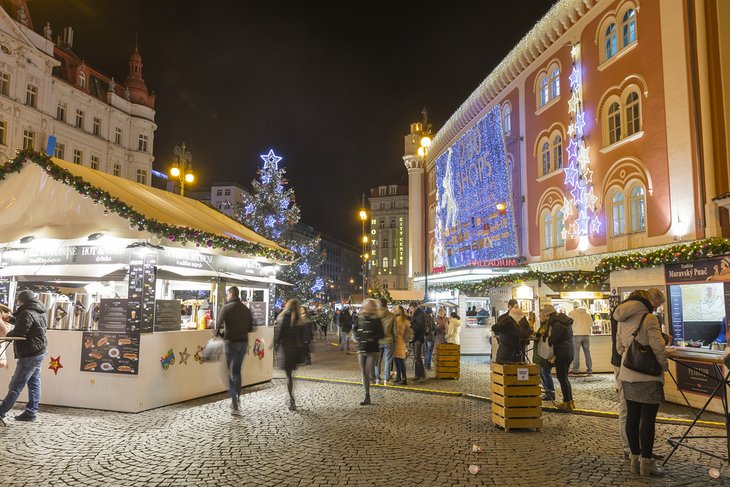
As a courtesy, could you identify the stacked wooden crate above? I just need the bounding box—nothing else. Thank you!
[491,363,542,431]
[434,343,460,379]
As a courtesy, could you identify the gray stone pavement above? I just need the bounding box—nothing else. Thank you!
[296,339,725,423]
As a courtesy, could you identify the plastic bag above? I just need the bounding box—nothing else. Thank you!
[537,336,554,362]
[202,336,224,362]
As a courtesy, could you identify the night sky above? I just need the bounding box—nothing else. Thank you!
[29,0,554,245]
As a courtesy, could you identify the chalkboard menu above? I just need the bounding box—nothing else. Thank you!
[669,286,684,343]
[154,299,182,332]
[80,331,140,375]
[98,299,128,333]
[676,360,724,397]
[127,248,157,333]
[249,301,267,326]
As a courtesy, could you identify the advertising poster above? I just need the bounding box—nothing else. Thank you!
[675,360,724,398]
[80,331,140,375]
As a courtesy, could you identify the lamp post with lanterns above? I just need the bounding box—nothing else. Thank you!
[359,197,368,299]
[169,142,194,197]
[416,109,433,302]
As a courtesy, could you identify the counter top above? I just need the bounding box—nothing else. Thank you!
[667,348,726,364]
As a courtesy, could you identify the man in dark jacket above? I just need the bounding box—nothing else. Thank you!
[215,286,253,413]
[353,299,384,405]
[339,308,353,352]
[0,290,48,421]
[492,299,531,364]
[542,303,575,412]
[408,301,426,381]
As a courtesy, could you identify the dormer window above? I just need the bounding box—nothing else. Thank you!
[78,71,86,89]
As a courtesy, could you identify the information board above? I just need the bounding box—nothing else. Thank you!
[154,299,182,332]
[80,331,140,375]
[249,301,267,326]
[127,248,156,333]
[97,299,128,333]
[675,360,724,398]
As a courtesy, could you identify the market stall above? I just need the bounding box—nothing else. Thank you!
[0,152,290,412]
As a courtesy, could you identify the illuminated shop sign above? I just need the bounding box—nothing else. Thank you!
[433,105,518,271]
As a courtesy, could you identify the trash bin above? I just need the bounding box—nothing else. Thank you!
[434,343,460,379]
[491,363,542,431]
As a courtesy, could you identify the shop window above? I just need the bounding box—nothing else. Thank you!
[543,212,553,249]
[622,9,636,47]
[605,23,618,60]
[625,92,640,136]
[611,191,626,236]
[552,135,563,169]
[550,67,560,99]
[608,102,621,145]
[541,140,551,175]
[630,185,646,232]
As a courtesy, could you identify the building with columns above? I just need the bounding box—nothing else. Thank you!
[0,0,156,183]
[368,184,409,291]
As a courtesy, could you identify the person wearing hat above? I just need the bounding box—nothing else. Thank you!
[0,290,49,421]
[541,303,575,412]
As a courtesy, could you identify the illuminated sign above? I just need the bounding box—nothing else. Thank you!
[434,105,518,270]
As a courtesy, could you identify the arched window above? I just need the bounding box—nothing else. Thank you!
[553,135,563,169]
[543,212,553,249]
[608,102,622,144]
[379,220,385,229]
[78,71,86,89]
[539,77,549,107]
[625,92,640,136]
[382,257,389,268]
[556,208,565,246]
[383,238,389,248]
[622,9,636,47]
[612,191,626,236]
[630,185,646,231]
[541,140,551,175]
[550,67,560,99]
[503,104,511,135]
[605,23,618,60]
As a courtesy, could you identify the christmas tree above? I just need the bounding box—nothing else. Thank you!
[236,150,327,303]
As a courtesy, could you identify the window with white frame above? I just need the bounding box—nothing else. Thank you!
[78,71,86,89]
[56,103,66,122]
[379,220,385,229]
[114,127,122,145]
[73,149,83,165]
[602,87,643,147]
[556,208,565,246]
[25,84,37,108]
[389,185,397,195]
[136,169,147,184]
[382,257,389,268]
[611,191,626,236]
[92,117,101,136]
[630,185,646,232]
[75,109,85,130]
[552,134,563,169]
[54,143,65,159]
[138,134,148,152]
[550,67,560,99]
[383,238,388,248]
[378,186,386,196]
[216,189,222,196]
[543,212,553,249]
[0,72,9,96]
[503,103,512,135]
[539,77,549,107]
[608,102,621,144]
[0,120,6,145]
[90,155,100,170]
[622,8,636,47]
[625,92,640,136]
[605,23,618,60]
[113,163,121,177]
[541,140,551,175]
[224,189,231,196]
[22,129,34,150]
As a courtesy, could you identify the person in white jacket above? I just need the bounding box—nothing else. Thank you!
[568,302,594,375]
[445,312,462,345]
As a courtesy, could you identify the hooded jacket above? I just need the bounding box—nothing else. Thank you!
[615,299,668,384]
[492,307,531,363]
[547,312,574,361]
[610,295,654,367]
[354,312,385,353]
[446,317,462,345]
[7,299,48,358]
[568,307,594,336]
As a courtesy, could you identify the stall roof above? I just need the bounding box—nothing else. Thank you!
[0,154,289,261]
[389,290,425,302]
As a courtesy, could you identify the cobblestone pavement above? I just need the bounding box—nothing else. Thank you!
[0,378,728,486]
[294,339,725,423]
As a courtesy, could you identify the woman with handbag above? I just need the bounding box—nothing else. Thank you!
[615,289,668,477]
[434,306,448,345]
[543,304,575,412]
[274,299,306,411]
[534,315,555,401]
[393,306,412,385]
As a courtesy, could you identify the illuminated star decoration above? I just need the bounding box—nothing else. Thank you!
[48,355,63,375]
[260,149,283,170]
[179,347,190,366]
[591,216,602,234]
[569,66,581,89]
[574,112,587,138]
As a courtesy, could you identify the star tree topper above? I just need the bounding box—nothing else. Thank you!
[260,149,283,170]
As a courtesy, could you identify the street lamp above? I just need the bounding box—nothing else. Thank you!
[359,197,368,299]
[417,108,433,302]
[170,142,194,196]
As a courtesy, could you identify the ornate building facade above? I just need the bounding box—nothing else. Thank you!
[368,184,409,290]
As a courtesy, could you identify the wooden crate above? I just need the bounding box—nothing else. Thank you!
[491,363,541,431]
[434,343,460,379]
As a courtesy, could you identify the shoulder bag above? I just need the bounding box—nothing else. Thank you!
[622,313,663,376]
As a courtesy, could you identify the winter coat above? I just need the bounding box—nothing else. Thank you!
[533,321,551,366]
[611,295,654,367]
[215,298,253,342]
[410,307,426,343]
[492,308,531,364]
[569,307,594,336]
[547,312,574,361]
[394,316,411,359]
[615,299,668,384]
[424,314,436,342]
[7,299,47,358]
[339,310,353,332]
[274,309,305,371]
[434,315,448,345]
[446,318,462,345]
[354,313,384,354]
[379,309,397,346]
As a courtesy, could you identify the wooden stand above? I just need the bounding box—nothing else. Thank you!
[491,363,542,431]
[434,343,460,379]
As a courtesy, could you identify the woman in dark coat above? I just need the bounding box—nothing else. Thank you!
[543,303,575,412]
[275,299,305,410]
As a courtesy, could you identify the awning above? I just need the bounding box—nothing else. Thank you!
[156,266,291,286]
[221,272,291,286]
[389,289,425,302]
[0,264,127,279]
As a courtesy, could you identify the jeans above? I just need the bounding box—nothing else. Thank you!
[540,362,555,398]
[626,399,660,458]
[424,341,435,369]
[413,340,425,379]
[572,335,592,373]
[375,343,393,381]
[358,352,378,399]
[394,358,406,381]
[0,352,46,417]
[339,330,350,351]
[224,341,247,404]
[614,366,630,453]
[554,357,573,402]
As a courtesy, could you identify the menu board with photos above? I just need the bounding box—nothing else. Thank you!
[80,331,140,375]
[154,299,182,332]
[97,299,128,333]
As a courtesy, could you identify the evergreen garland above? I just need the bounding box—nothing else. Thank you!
[0,150,292,261]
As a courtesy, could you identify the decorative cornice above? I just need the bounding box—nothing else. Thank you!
[428,0,599,161]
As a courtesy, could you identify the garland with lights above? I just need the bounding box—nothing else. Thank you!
[0,150,292,261]
[430,270,606,296]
